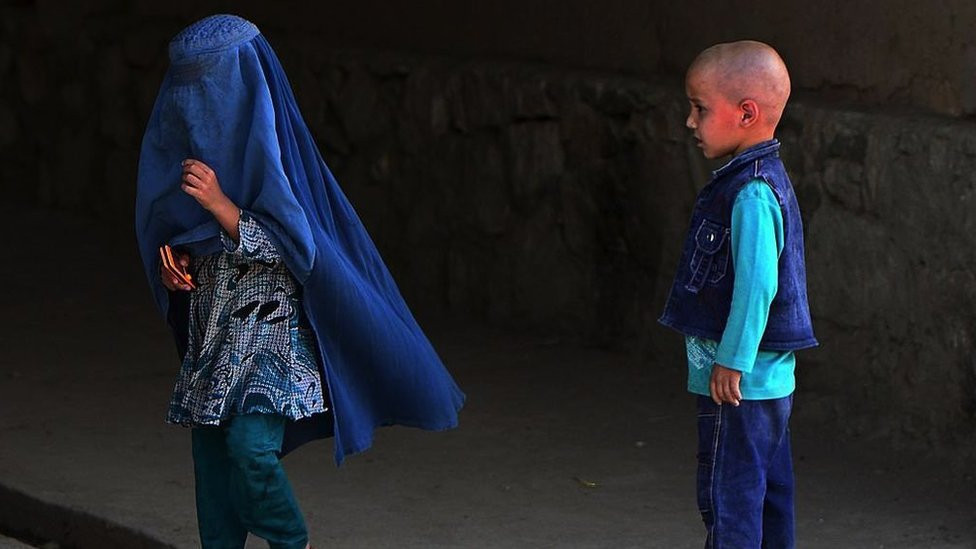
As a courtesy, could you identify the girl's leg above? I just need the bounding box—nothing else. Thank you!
[225,413,309,549]
[192,426,249,549]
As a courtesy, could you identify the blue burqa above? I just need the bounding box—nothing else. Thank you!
[134,15,464,464]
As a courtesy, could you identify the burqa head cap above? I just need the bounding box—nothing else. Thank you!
[168,14,259,63]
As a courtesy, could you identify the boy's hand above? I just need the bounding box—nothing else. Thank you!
[160,251,193,292]
[710,364,742,406]
[181,159,231,213]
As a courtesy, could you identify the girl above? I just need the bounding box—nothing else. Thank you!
[135,14,465,549]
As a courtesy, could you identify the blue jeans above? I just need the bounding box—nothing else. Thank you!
[192,414,309,549]
[696,395,794,549]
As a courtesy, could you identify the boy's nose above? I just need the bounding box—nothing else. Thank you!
[685,114,696,129]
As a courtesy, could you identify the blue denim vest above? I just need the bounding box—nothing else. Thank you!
[659,139,818,351]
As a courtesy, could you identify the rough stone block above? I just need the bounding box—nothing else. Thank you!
[0,42,12,76]
[335,68,390,144]
[0,102,19,147]
[16,51,48,106]
[507,121,564,210]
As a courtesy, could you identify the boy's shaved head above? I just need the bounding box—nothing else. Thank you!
[688,41,791,127]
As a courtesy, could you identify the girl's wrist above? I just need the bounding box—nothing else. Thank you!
[212,196,242,242]
[212,195,237,216]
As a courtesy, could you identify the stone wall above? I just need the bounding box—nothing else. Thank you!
[291,51,976,459]
[1,3,974,461]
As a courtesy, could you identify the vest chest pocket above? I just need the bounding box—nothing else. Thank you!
[684,219,730,294]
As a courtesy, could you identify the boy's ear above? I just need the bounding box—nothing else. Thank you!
[739,99,760,128]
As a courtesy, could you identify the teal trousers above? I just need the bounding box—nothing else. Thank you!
[191,414,308,549]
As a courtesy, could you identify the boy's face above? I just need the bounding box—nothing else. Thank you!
[684,69,744,159]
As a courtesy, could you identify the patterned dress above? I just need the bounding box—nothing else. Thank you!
[166,211,328,427]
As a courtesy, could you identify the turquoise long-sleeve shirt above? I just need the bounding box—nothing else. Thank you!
[686,180,796,400]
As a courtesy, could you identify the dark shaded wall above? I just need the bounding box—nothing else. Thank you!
[279,0,976,116]
[196,0,976,116]
[1,2,974,461]
[270,52,976,458]
[4,0,976,211]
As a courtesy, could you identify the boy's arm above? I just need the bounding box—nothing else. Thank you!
[710,181,784,405]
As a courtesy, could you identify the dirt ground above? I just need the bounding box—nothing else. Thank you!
[0,206,973,548]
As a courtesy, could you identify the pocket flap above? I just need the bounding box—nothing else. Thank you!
[694,220,728,254]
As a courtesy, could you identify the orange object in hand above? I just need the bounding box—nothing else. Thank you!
[159,244,196,289]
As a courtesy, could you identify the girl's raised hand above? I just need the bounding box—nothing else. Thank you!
[160,251,193,292]
[181,159,230,212]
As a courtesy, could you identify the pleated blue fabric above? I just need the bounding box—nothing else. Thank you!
[135,14,464,464]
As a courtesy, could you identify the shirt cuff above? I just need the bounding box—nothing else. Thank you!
[219,210,280,262]
[219,214,243,253]
[219,210,256,254]
[714,346,756,373]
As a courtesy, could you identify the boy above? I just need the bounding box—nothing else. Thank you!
[658,41,818,549]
